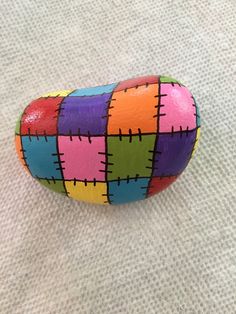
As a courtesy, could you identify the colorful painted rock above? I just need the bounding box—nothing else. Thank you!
[15,75,200,205]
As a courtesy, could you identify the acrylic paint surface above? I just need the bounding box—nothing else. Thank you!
[15,75,201,205]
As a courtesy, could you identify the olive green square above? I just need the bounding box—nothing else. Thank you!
[160,76,181,84]
[15,114,22,135]
[38,179,66,194]
[107,135,156,180]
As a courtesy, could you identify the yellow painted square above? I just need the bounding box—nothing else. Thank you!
[41,90,73,97]
[191,127,200,157]
[65,181,108,205]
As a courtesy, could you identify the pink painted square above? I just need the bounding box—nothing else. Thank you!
[58,136,106,181]
[159,84,196,132]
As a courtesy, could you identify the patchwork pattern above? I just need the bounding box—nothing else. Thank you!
[42,90,73,97]
[152,130,197,176]
[109,178,150,204]
[65,181,108,204]
[58,136,106,181]
[159,76,182,85]
[21,97,64,135]
[15,76,200,205]
[15,114,22,135]
[21,136,62,179]
[107,135,156,180]
[15,135,29,173]
[148,176,178,196]
[58,94,111,135]
[114,76,158,92]
[69,83,117,96]
[107,83,158,134]
[191,128,200,157]
[159,84,196,133]
[37,178,67,194]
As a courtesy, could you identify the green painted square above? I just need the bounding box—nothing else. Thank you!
[107,135,156,180]
[38,179,66,194]
[15,114,22,135]
[160,76,181,84]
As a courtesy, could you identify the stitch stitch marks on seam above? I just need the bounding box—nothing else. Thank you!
[107,83,159,135]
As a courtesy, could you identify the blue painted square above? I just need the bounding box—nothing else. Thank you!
[21,136,62,179]
[69,83,117,96]
[108,178,149,204]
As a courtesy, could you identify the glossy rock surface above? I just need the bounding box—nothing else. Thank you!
[15,75,201,205]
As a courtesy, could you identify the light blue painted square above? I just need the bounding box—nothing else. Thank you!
[108,178,149,205]
[196,102,201,127]
[69,83,117,96]
[21,136,62,179]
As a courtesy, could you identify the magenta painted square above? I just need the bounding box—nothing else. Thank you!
[159,84,196,133]
[58,136,106,181]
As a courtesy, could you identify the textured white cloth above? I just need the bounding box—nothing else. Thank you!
[1,0,236,313]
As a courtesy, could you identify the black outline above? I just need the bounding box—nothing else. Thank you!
[187,127,200,162]
[16,77,199,204]
[36,176,67,194]
[30,174,180,183]
[145,77,161,198]
[15,108,33,176]
[18,127,198,139]
[54,91,75,196]
[114,76,160,93]
[103,89,118,204]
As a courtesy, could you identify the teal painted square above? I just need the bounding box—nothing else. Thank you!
[69,83,117,96]
[22,136,62,179]
[196,102,201,127]
[108,178,149,204]
[192,96,201,127]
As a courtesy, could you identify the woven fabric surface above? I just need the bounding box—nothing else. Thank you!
[0,0,236,313]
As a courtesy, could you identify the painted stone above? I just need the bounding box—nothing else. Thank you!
[15,75,201,205]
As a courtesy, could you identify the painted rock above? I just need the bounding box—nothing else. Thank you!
[15,75,200,205]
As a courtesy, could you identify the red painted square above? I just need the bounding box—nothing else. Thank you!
[21,97,64,135]
[148,176,178,196]
[114,75,159,92]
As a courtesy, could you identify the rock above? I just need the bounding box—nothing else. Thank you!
[15,75,201,205]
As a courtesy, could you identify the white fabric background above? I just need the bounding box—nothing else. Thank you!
[1,0,236,313]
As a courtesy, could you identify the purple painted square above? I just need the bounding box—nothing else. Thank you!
[153,130,197,176]
[58,94,111,135]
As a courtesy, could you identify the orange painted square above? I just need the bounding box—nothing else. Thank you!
[15,135,30,173]
[108,83,159,135]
